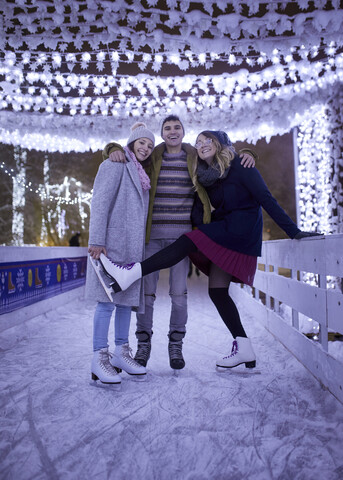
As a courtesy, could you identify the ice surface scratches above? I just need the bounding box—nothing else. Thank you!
[0,272,343,480]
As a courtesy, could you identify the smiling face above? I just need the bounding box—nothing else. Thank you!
[195,133,217,165]
[161,120,185,153]
[133,137,154,162]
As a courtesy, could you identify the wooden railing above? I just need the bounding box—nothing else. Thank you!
[230,234,343,404]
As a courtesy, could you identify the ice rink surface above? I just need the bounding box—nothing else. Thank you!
[1,271,343,480]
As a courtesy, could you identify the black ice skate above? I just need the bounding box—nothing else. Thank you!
[168,331,185,370]
[134,331,153,367]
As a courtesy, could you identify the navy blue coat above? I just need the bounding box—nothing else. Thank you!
[192,155,300,257]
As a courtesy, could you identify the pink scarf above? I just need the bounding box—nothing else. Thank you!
[124,146,151,191]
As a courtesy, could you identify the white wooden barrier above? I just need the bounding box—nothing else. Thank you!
[230,234,343,404]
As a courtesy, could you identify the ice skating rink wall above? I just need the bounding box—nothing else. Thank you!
[230,234,343,404]
[0,246,88,332]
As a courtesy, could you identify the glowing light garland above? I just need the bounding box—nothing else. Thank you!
[1,44,341,74]
[0,1,343,152]
[0,161,93,205]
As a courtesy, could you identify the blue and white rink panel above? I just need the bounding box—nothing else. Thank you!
[0,246,87,331]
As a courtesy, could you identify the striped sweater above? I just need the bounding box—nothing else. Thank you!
[149,150,195,240]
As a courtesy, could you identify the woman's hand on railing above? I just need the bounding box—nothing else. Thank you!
[294,231,324,240]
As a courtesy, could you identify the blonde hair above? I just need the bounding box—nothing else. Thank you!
[192,131,234,189]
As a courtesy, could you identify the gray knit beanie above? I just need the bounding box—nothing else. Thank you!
[127,122,155,147]
[208,130,232,147]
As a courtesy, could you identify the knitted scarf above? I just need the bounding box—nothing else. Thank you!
[124,146,151,191]
[196,159,230,187]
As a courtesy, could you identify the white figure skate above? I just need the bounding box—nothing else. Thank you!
[89,255,115,302]
[99,253,142,291]
[110,344,146,376]
[90,348,121,387]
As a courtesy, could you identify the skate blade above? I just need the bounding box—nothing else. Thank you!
[172,369,182,377]
[89,379,122,390]
[112,368,147,381]
[109,361,147,381]
[216,365,261,375]
[89,256,114,302]
[127,373,147,382]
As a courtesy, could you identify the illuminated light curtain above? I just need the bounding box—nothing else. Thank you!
[296,86,343,235]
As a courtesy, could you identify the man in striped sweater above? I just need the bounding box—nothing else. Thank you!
[102,115,255,371]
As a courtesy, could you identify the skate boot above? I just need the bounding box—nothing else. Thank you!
[216,336,256,369]
[89,256,115,302]
[168,331,185,370]
[134,331,152,367]
[91,347,121,384]
[99,254,142,292]
[110,343,146,376]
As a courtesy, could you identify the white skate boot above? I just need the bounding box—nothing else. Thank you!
[216,337,256,369]
[110,343,146,376]
[89,256,116,302]
[91,347,122,384]
[99,254,142,291]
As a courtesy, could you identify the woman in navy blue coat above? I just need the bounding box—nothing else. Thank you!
[100,131,320,370]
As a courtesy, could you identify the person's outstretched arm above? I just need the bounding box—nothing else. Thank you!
[239,164,322,239]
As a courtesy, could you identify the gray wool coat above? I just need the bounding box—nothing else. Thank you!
[85,156,149,312]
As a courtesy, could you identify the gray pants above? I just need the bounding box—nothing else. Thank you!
[136,238,189,335]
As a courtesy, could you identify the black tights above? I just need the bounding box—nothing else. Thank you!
[140,234,247,339]
[141,235,197,276]
[208,288,247,338]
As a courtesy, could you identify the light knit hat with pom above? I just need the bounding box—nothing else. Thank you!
[127,122,155,147]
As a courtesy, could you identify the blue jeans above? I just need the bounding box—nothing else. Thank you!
[93,302,132,351]
[136,238,188,335]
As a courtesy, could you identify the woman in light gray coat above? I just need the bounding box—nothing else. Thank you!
[86,122,155,385]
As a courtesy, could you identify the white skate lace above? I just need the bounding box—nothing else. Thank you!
[223,340,238,360]
[109,345,141,367]
[99,350,117,375]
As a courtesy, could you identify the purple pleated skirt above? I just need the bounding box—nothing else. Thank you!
[185,230,257,286]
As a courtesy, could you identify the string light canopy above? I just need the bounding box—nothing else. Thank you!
[0,0,343,152]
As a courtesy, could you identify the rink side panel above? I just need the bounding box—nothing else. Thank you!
[0,246,88,331]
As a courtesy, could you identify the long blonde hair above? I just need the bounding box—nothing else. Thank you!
[192,131,234,189]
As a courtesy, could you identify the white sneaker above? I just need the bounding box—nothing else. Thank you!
[216,337,256,369]
[110,343,146,376]
[99,254,142,291]
[91,348,121,384]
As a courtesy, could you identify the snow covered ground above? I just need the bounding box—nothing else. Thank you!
[1,271,343,480]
